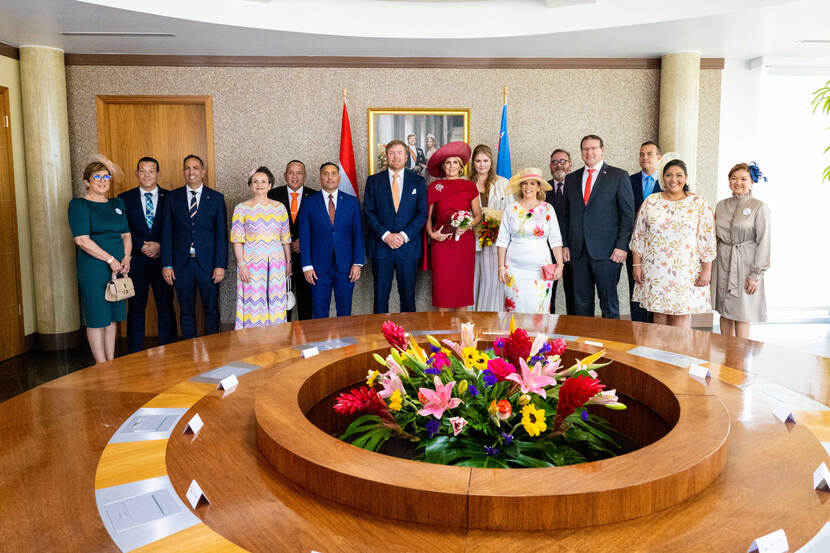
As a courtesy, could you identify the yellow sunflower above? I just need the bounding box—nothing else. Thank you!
[388,390,403,412]
[521,404,548,437]
[462,347,489,371]
[366,369,380,387]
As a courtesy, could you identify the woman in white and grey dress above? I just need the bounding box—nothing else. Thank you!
[470,144,512,311]
[712,162,771,339]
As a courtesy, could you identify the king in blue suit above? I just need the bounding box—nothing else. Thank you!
[626,141,662,323]
[117,156,177,352]
[161,155,228,338]
[298,162,365,319]
[362,141,427,313]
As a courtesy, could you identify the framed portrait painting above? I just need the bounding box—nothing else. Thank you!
[368,108,470,176]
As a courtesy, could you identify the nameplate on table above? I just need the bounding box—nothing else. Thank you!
[814,462,830,491]
[185,480,210,509]
[747,528,788,553]
[218,374,238,392]
[688,364,711,379]
[292,337,357,354]
[772,405,795,424]
[301,347,319,358]
[583,340,603,347]
[183,413,203,436]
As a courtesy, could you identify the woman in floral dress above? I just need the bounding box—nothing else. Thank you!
[630,159,716,327]
[495,168,563,313]
[231,166,292,328]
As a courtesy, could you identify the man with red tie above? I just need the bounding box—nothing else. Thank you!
[558,135,635,319]
[268,160,317,320]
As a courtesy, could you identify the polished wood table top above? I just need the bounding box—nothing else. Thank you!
[3,312,830,552]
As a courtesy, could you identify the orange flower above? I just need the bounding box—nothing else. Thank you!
[489,399,513,421]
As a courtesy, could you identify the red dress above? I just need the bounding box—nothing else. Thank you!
[428,179,478,308]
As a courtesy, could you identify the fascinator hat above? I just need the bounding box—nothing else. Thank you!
[427,141,472,178]
[748,161,767,183]
[505,168,553,197]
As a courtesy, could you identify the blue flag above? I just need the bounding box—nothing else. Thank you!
[496,103,511,180]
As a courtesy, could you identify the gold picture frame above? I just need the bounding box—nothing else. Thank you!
[368,108,470,176]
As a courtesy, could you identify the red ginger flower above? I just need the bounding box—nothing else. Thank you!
[555,375,605,430]
[381,320,407,351]
[334,386,389,418]
[497,328,533,368]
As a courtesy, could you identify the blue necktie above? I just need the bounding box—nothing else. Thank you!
[643,175,654,197]
[144,192,154,229]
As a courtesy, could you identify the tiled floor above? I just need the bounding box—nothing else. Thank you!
[1,322,828,404]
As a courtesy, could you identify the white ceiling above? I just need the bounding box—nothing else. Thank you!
[0,0,828,60]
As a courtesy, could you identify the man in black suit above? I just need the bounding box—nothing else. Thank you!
[118,157,177,352]
[405,133,427,176]
[545,148,575,315]
[268,160,316,320]
[559,135,635,319]
[626,141,662,323]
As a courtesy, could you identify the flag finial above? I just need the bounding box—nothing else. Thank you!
[343,88,347,101]
[503,86,508,105]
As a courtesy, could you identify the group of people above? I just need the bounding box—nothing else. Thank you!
[68,136,771,364]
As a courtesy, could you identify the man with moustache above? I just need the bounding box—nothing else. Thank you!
[559,135,635,319]
[268,160,316,320]
[161,155,228,338]
[118,157,177,352]
[627,141,663,323]
[544,148,575,315]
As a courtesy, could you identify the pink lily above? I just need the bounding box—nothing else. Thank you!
[529,333,548,357]
[506,358,557,398]
[378,371,405,399]
[441,338,465,359]
[541,357,562,378]
[449,416,468,436]
[460,322,478,350]
[385,354,407,378]
[417,376,463,419]
[587,389,627,410]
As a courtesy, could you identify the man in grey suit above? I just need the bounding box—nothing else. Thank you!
[559,135,635,319]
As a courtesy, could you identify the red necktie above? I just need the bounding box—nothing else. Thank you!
[584,169,595,205]
[328,194,336,225]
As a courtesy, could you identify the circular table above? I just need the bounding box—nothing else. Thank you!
[3,313,829,552]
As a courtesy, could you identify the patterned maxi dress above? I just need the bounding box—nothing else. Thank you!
[629,194,717,315]
[494,201,562,314]
[231,201,292,328]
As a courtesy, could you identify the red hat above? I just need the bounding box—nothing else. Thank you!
[427,141,472,178]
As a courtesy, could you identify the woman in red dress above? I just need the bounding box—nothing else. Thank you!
[426,142,482,311]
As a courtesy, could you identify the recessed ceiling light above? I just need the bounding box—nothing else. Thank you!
[797,39,830,43]
[60,32,175,37]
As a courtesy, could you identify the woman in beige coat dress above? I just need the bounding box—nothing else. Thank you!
[712,162,771,338]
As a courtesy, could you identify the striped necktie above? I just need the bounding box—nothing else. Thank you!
[189,190,198,250]
[144,192,154,229]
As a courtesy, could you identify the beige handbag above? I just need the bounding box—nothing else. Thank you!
[284,275,297,311]
[105,273,135,302]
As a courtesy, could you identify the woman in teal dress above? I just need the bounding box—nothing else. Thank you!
[68,161,131,364]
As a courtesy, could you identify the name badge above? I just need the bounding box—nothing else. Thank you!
[115,208,123,215]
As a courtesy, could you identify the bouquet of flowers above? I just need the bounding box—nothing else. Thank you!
[449,210,473,241]
[477,208,502,247]
[333,318,627,468]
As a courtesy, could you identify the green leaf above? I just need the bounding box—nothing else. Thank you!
[339,414,384,441]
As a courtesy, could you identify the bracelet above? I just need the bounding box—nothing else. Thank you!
[105,256,114,264]
[632,263,643,266]
[498,266,506,271]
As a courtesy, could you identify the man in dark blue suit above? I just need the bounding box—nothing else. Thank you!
[559,135,635,319]
[118,157,177,352]
[545,148,575,315]
[626,141,663,323]
[161,155,228,338]
[363,140,427,313]
[299,162,365,319]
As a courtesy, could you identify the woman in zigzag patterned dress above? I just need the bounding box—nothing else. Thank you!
[231,166,292,328]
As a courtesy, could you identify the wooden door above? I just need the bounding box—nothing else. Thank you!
[96,95,215,338]
[0,87,24,360]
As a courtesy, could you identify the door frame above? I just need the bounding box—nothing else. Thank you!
[0,86,25,358]
[95,95,216,187]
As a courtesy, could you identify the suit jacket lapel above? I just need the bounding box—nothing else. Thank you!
[586,167,606,208]
[320,192,334,228]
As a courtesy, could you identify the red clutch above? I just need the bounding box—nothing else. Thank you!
[541,264,557,281]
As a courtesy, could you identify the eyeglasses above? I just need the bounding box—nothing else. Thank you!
[90,175,112,182]
[550,160,570,165]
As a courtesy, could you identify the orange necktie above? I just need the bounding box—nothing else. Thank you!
[290,192,298,223]
[392,173,400,212]
[584,169,595,205]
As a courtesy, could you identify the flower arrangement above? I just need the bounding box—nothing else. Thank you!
[449,210,473,241]
[333,318,627,468]
[477,207,502,247]
[377,143,388,171]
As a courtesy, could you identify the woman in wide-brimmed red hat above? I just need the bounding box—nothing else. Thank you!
[425,141,481,311]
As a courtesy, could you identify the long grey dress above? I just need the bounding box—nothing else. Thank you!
[712,192,771,322]
[473,176,512,311]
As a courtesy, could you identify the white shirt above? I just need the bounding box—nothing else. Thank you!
[581,161,604,198]
[381,169,410,244]
[140,186,159,218]
[186,184,204,210]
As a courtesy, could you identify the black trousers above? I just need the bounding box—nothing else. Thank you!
[127,258,177,353]
[286,250,313,321]
[571,250,622,319]
[549,260,575,315]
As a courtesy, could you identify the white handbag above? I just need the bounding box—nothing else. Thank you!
[285,275,297,311]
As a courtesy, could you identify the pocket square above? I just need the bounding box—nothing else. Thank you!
[411,189,417,195]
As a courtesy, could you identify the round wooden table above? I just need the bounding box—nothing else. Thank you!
[3,312,829,552]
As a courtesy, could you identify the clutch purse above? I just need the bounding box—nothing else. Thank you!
[105,274,135,302]
[541,264,557,281]
[284,275,297,311]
